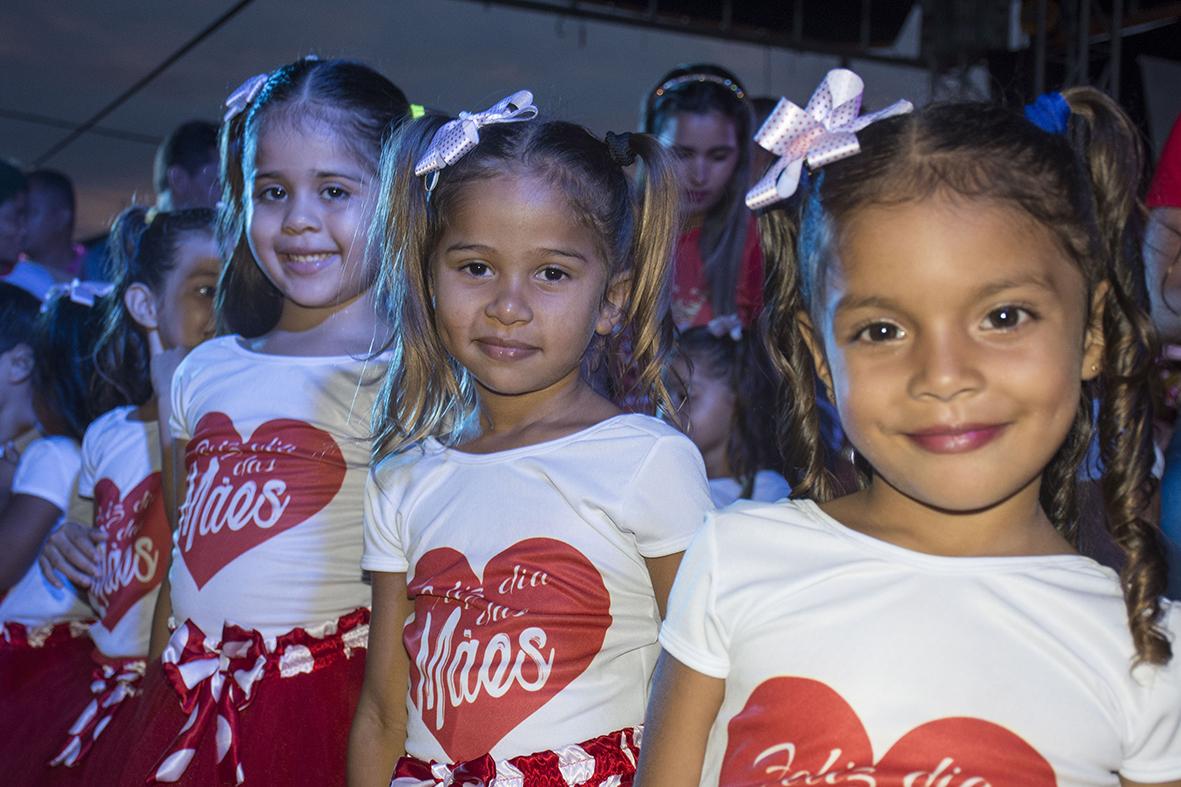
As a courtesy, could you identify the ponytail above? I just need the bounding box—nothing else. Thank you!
[1063,87,1170,666]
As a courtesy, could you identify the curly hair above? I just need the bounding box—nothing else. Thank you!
[370,116,681,458]
[760,87,1169,665]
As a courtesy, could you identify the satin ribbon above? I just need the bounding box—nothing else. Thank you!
[41,278,115,312]
[223,73,269,122]
[745,69,913,210]
[394,752,498,786]
[51,656,146,768]
[414,90,538,188]
[148,621,268,786]
[0,619,90,649]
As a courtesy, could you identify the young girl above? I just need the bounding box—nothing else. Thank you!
[349,95,714,786]
[28,206,219,783]
[670,324,787,507]
[642,63,763,331]
[106,57,409,787]
[638,78,1181,784]
[0,283,110,784]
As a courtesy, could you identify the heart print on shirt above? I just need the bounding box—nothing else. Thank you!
[177,412,346,589]
[89,472,170,629]
[721,676,1055,786]
[405,537,613,761]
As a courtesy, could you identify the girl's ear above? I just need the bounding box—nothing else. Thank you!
[797,310,835,401]
[595,272,631,336]
[124,283,159,332]
[2,343,34,385]
[1080,280,1109,381]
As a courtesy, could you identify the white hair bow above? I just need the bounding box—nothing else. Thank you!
[414,90,538,189]
[745,69,913,210]
[41,279,115,312]
[223,73,269,122]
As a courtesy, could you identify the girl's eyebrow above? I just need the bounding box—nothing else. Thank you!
[834,293,901,314]
[444,242,588,262]
[253,170,363,181]
[973,274,1056,299]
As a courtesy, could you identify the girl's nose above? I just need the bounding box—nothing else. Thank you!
[281,193,321,234]
[691,156,709,185]
[907,329,985,402]
[485,277,532,325]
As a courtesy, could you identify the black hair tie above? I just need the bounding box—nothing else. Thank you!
[605,131,637,167]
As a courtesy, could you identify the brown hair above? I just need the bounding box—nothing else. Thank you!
[216,57,409,337]
[370,116,681,458]
[761,87,1169,665]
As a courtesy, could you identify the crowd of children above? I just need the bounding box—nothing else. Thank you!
[0,53,1178,786]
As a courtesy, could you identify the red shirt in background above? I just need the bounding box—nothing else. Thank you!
[671,215,764,330]
[1149,114,1181,209]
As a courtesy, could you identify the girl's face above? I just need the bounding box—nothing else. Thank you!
[671,354,735,477]
[659,110,739,222]
[154,232,219,351]
[246,121,376,319]
[809,195,1104,515]
[431,173,621,403]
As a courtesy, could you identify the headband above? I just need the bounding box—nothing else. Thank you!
[654,73,746,101]
[605,131,637,167]
[414,91,538,191]
[745,69,912,210]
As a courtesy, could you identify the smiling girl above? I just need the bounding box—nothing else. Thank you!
[106,58,410,787]
[638,78,1181,785]
[348,95,712,786]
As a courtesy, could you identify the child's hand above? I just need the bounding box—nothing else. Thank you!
[38,520,106,589]
[148,330,188,399]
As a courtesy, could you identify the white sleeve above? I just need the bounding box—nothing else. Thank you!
[615,434,713,558]
[361,467,409,573]
[169,355,194,441]
[1120,603,1181,781]
[11,437,81,512]
[657,515,730,678]
[76,419,102,500]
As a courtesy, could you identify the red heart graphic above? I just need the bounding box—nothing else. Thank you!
[721,677,1056,786]
[405,538,613,762]
[88,473,170,629]
[177,413,345,589]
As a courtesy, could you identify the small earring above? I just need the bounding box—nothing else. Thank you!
[1091,363,1099,373]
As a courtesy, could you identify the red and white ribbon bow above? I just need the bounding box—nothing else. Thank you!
[149,621,268,786]
[744,69,912,210]
[414,90,538,187]
[51,657,146,768]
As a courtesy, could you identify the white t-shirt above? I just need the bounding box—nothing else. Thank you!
[169,336,384,640]
[0,435,91,626]
[708,469,790,508]
[77,406,168,658]
[364,414,713,764]
[661,499,1181,786]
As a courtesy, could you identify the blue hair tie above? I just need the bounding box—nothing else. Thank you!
[1024,92,1070,135]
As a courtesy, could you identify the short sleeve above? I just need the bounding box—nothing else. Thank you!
[361,466,409,573]
[12,437,81,512]
[169,354,193,441]
[658,515,730,678]
[615,434,712,557]
[77,420,102,499]
[1120,603,1181,781]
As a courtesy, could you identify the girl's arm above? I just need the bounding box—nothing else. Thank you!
[349,571,413,787]
[634,652,724,787]
[644,553,684,619]
[0,494,65,589]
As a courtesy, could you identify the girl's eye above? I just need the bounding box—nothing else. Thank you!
[258,185,285,201]
[854,322,905,343]
[322,186,349,200]
[540,267,568,283]
[196,285,215,299]
[982,306,1032,331]
[461,262,490,277]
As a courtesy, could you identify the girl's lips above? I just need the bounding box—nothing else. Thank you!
[905,424,1008,454]
[281,251,337,275]
[475,338,539,361]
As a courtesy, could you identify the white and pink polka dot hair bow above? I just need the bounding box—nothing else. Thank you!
[414,90,539,190]
[745,69,913,210]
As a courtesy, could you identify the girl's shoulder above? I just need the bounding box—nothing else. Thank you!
[80,405,142,449]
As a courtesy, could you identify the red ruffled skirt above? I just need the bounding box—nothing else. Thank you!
[98,608,369,787]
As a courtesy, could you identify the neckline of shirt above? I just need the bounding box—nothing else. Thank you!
[427,413,652,464]
[225,335,378,365]
[795,498,1103,574]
